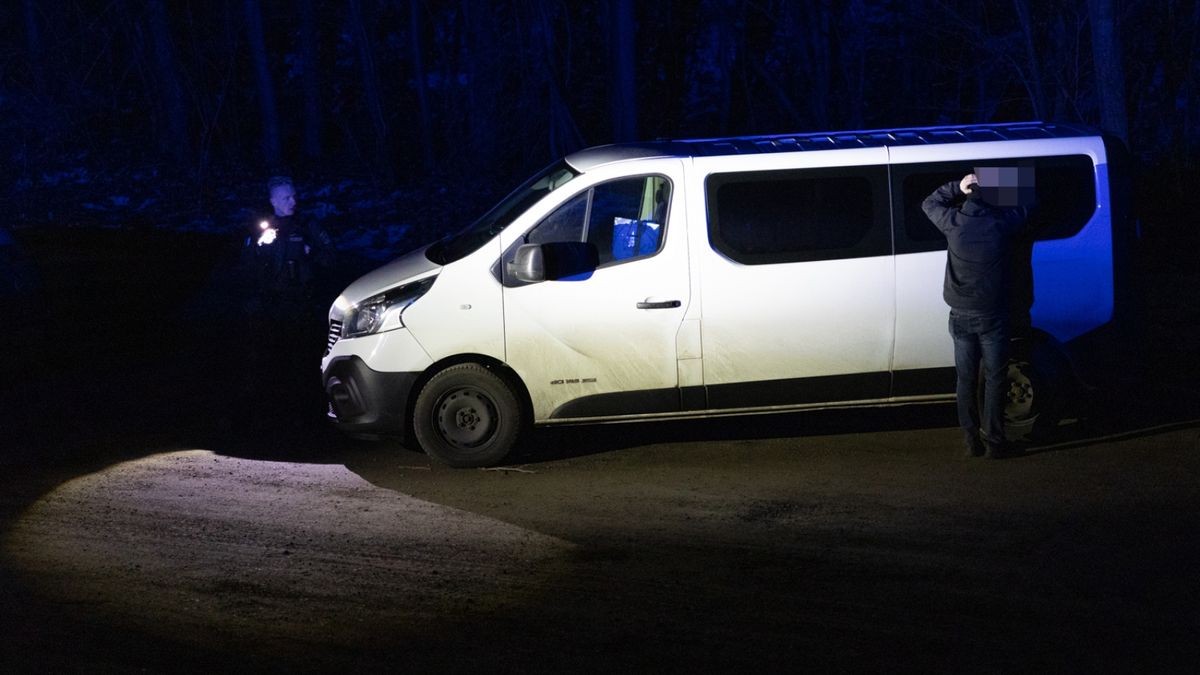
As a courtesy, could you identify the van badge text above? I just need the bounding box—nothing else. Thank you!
[550,377,597,385]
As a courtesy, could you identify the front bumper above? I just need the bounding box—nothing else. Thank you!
[323,355,420,438]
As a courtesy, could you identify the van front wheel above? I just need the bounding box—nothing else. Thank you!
[413,363,523,468]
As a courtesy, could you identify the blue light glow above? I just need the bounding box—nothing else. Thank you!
[1030,160,1113,342]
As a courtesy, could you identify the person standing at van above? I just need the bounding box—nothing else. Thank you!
[922,173,1030,459]
[236,176,336,421]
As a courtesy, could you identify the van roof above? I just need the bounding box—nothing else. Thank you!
[565,121,1100,172]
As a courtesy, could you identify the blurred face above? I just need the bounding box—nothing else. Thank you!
[973,166,1036,207]
[269,183,297,217]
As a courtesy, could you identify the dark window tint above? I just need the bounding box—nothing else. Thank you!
[896,155,1096,253]
[504,175,670,283]
[706,166,889,265]
[527,193,588,246]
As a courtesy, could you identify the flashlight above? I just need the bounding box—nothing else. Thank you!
[257,220,277,246]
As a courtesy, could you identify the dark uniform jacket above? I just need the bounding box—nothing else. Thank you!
[922,181,1030,314]
[240,216,335,299]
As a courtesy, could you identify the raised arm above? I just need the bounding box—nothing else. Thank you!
[921,174,975,235]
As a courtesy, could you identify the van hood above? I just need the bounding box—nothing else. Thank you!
[336,245,441,309]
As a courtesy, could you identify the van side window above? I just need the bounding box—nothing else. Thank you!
[894,154,1096,254]
[706,166,890,265]
[527,193,588,246]
[522,175,671,268]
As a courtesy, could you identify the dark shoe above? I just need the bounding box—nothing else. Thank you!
[965,435,986,458]
[983,438,1009,459]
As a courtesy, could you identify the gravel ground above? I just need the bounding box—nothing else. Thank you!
[3,409,1198,672]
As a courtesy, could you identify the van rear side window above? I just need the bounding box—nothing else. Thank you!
[894,154,1096,254]
[706,166,890,265]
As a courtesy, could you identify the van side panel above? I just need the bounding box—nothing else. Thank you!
[694,149,896,405]
[892,250,954,376]
[700,256,895,392]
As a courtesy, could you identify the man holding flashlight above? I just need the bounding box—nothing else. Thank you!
[237,175,336,422]
[922,171,1032,459]
[243,176,335,293]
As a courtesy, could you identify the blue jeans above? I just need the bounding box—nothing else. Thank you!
[949,309,1010,444]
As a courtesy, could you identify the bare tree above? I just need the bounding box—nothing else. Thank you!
[1013,0,1050,120]
[409,0,434,171]
[348,0,392,179]
[147,0,190,163]
[804,1,835,129]
[244,0,281,166]
[1088,0,1128,141]
[525,0,584,159]
[684,0,740,134]
[298,0,322,160]
[838,0,869,129]
[22,0,45,98]
[462,1,500,169]
[609,0,637,142]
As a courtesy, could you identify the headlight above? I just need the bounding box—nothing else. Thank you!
[343,276,436,338]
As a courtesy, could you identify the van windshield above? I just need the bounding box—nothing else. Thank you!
[426,161,579,265]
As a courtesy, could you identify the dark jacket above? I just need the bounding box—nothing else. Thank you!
[239,216,335,297]
[921,181,1029,313]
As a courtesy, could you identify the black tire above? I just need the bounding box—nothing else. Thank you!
[412,363,523,468]
[1000,343,1067,441]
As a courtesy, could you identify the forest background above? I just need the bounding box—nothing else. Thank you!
[2,0,1197,259]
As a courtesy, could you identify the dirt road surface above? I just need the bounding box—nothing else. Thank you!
[3,404,1199,672]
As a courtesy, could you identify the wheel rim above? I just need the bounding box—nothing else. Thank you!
[1005,362,1036,422]
[433,387,500,449]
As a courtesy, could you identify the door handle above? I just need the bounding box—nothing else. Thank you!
[637,299,681,310]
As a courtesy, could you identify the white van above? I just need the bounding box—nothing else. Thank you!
[321,122,1128,467]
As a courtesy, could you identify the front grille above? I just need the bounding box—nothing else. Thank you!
[325,320,343,356]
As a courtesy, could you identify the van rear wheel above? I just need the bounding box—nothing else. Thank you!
[998,342,1067,441]
[413,363,522,468]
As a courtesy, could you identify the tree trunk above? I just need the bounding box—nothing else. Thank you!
[1088,0,1128,141]
[1188,0,1200,163]
[244,0,281,167]
[530,0,583,159]
[764,1,803,128]
[973,3,1000,122]
[839,0,868,129]
[804,0,833,129]
[684,0,738,134]
[349,0,392,180]
[1012,0,1051,121]
[609,0,637,142]
[22,0,45,98]
[147,0,189,163]
[464,2,498,170]
[298,0,322,160]
[409,0,434,171]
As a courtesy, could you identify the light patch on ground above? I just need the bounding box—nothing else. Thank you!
[3,450,574,649]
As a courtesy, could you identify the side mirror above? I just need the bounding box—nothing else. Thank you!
[512,244,545,283]
[510,241,599,283]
